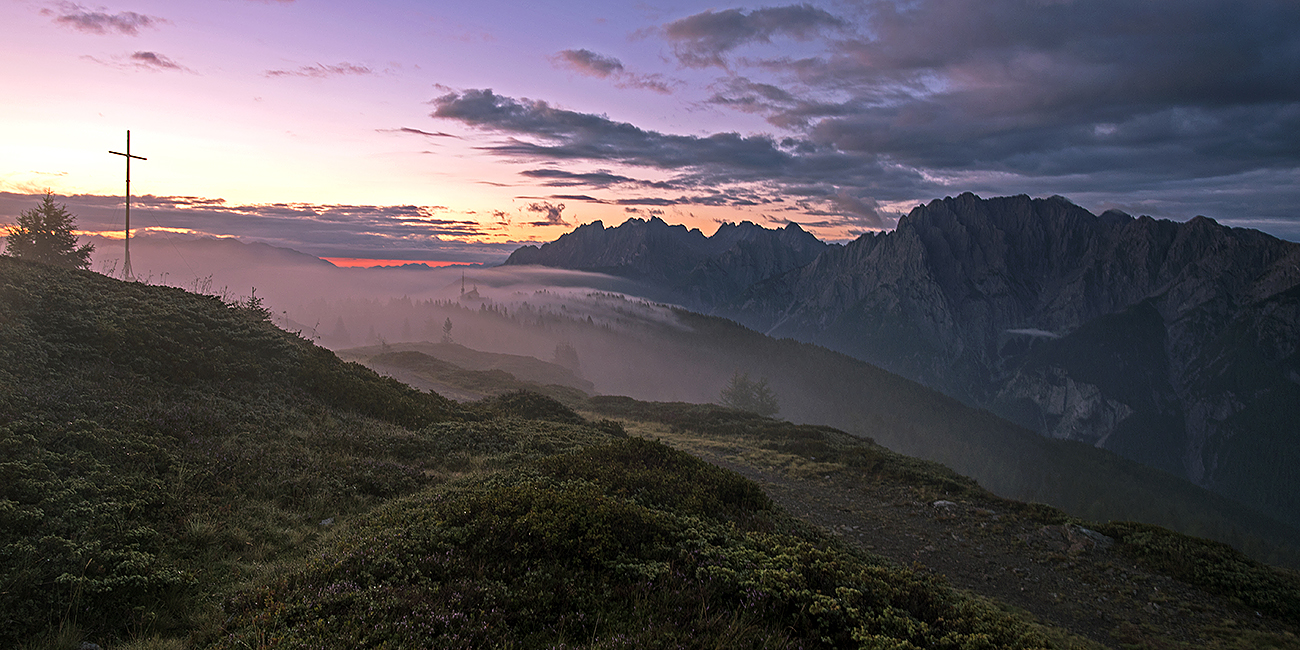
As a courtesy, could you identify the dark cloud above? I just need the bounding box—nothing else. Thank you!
[625,207,666,217]
[613,197,680,207]
[44,2,161,35]
[556,49,624,77]
[130,51,183,71]
[554,48,674,94]
[425,0,1300,236]
[798,190,892,230]
[430,88,919,224]
[520,168,647,188]
[523,201,568,227]
[545,194,604,203]
[431,89,795,171]
[662,4,847,68]
[383,127,457,138]
[706,77,799,114]
[265,62,374,78]
[749,0,1300,180]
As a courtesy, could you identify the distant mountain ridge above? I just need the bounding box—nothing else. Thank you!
[504,216,829,308]
[726,193,1300,527]
[506,194,1300,529]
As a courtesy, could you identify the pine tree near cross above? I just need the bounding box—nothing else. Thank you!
[4,192,94,269]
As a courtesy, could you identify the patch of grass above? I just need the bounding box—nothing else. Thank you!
[367,349,591,404]
[1097,521,1300,625]
[214,439,1070,649]
[586,397,998,502]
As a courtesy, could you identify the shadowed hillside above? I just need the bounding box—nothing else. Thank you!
[0,256,1085,648]
[3,255,1298,649]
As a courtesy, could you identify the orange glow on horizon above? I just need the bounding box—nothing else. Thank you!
[322,257,473,269]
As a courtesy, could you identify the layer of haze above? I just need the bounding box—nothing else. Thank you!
[86,233,727,402]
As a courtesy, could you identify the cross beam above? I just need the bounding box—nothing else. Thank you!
[109,130,146,281]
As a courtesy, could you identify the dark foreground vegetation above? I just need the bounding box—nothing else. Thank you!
[2,255,1298,649]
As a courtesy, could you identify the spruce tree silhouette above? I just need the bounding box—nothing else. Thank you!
[4,192,94,269]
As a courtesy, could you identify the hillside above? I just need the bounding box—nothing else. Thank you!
[274,284,1300,569]
[0,256,1091,648]
[6,257,1300,648]
[336,341,594,403]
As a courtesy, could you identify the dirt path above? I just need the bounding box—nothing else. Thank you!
[677,445,1299,650]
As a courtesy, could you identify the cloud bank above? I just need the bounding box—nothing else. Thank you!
[45,2,162,35]
[427,0,1300,235]
[554,49,673,94]
[0,191,521,263]
[265,62,375,78]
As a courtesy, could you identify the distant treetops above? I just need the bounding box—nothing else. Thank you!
[3,191,94,270]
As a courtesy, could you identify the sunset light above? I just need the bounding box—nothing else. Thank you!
[321,257,473,269]
[4,2,1300,646]
[2,0,1298,261]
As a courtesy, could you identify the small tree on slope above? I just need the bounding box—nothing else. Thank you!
[4,192,94,269]
[719,370,780,417]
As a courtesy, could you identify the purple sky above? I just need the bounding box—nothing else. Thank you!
[2,0,1299,263]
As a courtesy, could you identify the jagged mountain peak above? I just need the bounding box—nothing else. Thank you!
[723,193,1300,529]
[503,216,830,307]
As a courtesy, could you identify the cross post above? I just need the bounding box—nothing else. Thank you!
[109,130,147,281]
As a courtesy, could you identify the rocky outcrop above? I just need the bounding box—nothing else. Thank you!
[504,217,829,308]
[505,193,1300,527]
[726,193,1300,527]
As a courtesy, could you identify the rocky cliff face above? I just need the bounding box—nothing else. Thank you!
[504,217,829,308]
[727,193,1300,526]
[503,194,1300,527]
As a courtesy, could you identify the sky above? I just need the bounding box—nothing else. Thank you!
[2,0,1299,264]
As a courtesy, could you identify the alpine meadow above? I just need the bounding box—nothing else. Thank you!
[4,0,1300,647]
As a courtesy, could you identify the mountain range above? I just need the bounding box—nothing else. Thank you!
[506,217,829,308]
[504,193,1300,530]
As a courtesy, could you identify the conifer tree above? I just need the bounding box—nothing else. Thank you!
[719,370,780,416]
[4,192,94,269]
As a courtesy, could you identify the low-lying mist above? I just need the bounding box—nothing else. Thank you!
[83,233,1300,567]
[88,234,730,402]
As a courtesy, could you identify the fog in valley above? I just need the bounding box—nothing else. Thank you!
[87,234,746,405]
[82,232,1300,568]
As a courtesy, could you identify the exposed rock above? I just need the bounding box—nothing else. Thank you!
[1029,524,1114,556]
[725,193,1300,528]
[997,366,1135,446]
[505,193,1300,529]
[504,217,829,309]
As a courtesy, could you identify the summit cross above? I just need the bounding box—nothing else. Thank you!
[108,130,147,281]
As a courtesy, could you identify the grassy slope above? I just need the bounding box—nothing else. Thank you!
[0,257,467,645]
[660,310,1300,568]
[3,256,1297,649]
[339,345,590,404]
[582,398,1300,646]
[0,257,1076,649]
[282,283,1298,565]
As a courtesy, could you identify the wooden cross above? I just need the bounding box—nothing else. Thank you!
[109,130,146,281]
